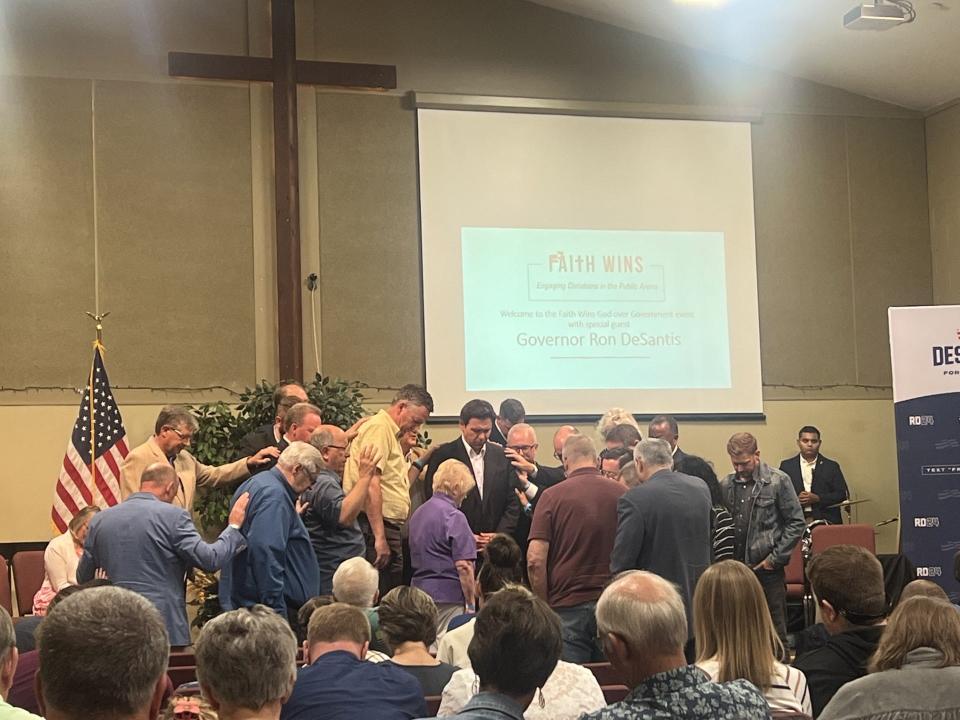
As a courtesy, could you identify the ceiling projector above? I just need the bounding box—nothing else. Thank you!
[844,2,909,29]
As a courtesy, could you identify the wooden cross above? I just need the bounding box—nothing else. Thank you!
[169,0,397,381]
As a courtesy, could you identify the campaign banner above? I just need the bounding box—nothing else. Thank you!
[889,305,960,601]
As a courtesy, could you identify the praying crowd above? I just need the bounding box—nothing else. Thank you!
[3,383,960,720]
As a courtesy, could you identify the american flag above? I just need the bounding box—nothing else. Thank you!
[51,344,129,532]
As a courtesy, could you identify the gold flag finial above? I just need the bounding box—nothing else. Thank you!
[85,311,110,348]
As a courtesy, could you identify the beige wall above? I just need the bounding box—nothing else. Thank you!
[0,0,937,542]
[927,102,960,305]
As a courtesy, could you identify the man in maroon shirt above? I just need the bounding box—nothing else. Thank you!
[527,434,626,663]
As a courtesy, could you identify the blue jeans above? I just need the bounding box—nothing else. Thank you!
[555,601,604,663]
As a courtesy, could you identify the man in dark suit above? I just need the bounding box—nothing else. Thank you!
[489,398,525,446]
[779,425,849,525]
[423,399,520,548]
[236,381,309,458]
[503,423,566,555]
[647,414,689,466]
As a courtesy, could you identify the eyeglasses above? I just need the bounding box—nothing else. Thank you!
[599,470,620,480]
[507,444,538,453]
[325,444,348,450]
[166,427,193,443]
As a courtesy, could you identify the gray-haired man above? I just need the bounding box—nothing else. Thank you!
[35,586,169,720]
[584,571,768,720]
[610,439,712,647]
[196,605,298,720]
[220,442,324,625]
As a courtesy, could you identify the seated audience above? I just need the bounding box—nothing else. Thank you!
[160,695,218,720]
[1,607,42,720]
[437,534,523,666]
[35,586,169,720]
[793,545,887,716]
[819,596,960,720]
[424,586,562,720]
[674,456,735,563]
[439,588,605,719]
[694,560,811,714]
[408,459,478,636]
[195,605,298,720]
[280,603,426,720]
[604,424,642,451]
[9,580,112,715]
[897,578,951,604]
[597,409,640,443]
[295,595,335,644]
[32,505,98,615]
[378,587,458,694]
[583,570,769,720]
[332,557,389,657]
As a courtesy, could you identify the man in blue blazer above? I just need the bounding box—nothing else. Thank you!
[779,425,849,525]
[78,462,249,647]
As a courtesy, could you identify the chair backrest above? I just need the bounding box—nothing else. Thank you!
[168,651,197,668]
[583,662,620,686]
[601,685,629,704]
[0,556,11,615]
[425,695,442,715]
[784,542,805,587]
[166,666,198,688]
[811,523,876,555]
[11,551,46,616]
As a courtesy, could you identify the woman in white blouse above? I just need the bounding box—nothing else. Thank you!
[32,506,98,615]
[693,560,811,715]
[438,658,606,720]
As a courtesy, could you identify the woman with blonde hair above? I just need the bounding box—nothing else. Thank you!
[32,506,99,615]
[694,560,810,714]
[408,459,478,640]
[595,408,640,441]
[819,596,960,719]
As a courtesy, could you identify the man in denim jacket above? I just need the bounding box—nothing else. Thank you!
[720,432,805,644]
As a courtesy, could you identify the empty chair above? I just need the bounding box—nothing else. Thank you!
[810,524,876,555]
[11,550,45,616]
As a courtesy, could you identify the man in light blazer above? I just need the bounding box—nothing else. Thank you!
[779,425,849,525]
[78,462,250,646]
[120,405,278,512]
[422,399,520,548]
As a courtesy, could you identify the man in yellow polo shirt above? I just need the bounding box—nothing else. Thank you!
[343,384,434,594]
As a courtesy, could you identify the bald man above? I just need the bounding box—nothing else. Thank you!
[504,424,568,499]
[304,426,381,593]
[78,463,249,646]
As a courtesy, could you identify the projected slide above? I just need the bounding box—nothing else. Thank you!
[462,228,730,391]
[417,107,763,416]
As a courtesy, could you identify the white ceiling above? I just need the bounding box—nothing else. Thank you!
[528,0,960,112]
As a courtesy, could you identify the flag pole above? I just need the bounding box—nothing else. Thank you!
[85,312,109,482]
